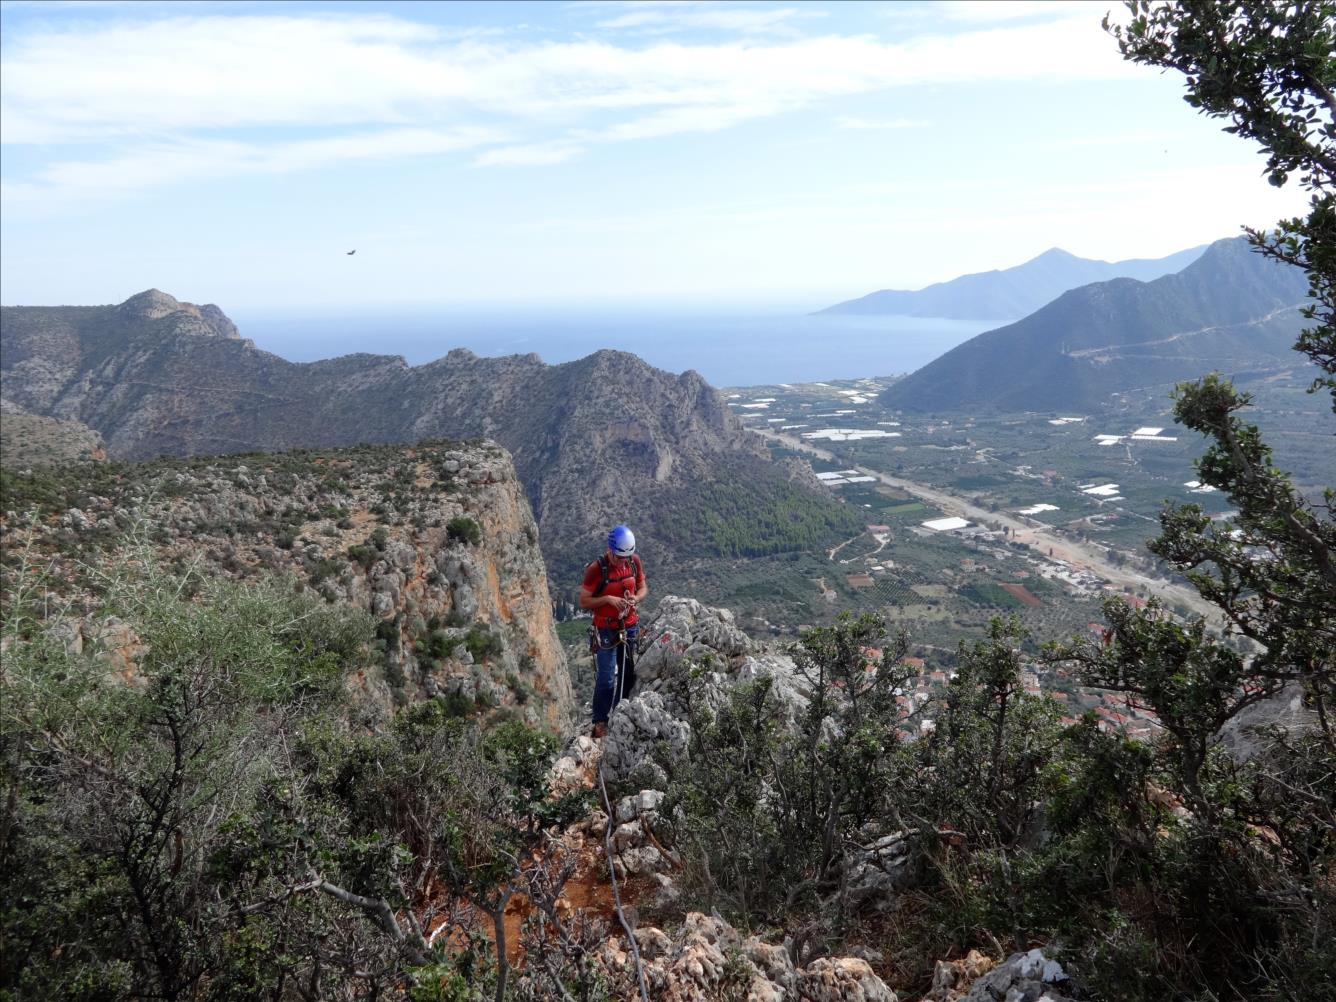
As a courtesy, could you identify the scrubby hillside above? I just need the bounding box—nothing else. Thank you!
[0,400,105,468]
[0,438,572,728]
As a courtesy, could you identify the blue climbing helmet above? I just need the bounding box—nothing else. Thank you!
[607,524,636,557]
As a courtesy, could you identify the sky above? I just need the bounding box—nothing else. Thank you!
[0,0,1311,310]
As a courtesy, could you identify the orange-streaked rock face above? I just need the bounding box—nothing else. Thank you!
[1,439,574,732]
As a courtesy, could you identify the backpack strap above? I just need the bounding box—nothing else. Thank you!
[591,553,641,597]
[590,554,612,597]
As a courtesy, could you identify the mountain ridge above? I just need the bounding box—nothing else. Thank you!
[820,243,1209,320]
[878,236,1312,414]
[0,295,860,591]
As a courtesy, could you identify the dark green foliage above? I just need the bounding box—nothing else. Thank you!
[0,560,579,1001]
[912,620,1064,851]
[554,618,591,646]
[447,516,482,546]
[1,564,377,999]
[438,689,475,719]
[958,582,1026,608]
[656,477,866,560]
[306,556,342,585]
[348,542,377,570]
[375,617,401,652]
[1110,0,1336,407]
[1014,8,1336,995]
[464,624,502,664]
[665,614,911,926]
[427,629,461,660]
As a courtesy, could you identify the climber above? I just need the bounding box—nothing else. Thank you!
[579,524,648,739]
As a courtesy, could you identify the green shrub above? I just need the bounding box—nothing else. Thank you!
[306,557,342,585]
[427,630,460,660]
[446,517,481,546]
[665,614,911,925]
[347,543,377,570]
[0,560,389,999]
[464,625,501,663]
[375,618,400,652]
[438,690,474,719]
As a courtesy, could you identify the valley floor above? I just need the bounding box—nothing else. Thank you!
[755,427,1221,623]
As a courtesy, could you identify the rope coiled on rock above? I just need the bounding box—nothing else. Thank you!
[596,741,651,1002]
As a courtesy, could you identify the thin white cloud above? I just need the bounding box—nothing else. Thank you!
[601,101,783,141]
[472,140,585,167]
[1,9,1134,204]
[2,12,1131,141]
[835,115,922,130]
[594,6,819,34]
[938,1,1099,23]
[4,127,501,209]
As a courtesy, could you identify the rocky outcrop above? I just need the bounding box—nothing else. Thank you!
[636,595,753,682]
[539,599,1088,1002]
[954,949,1076,1002]
[0,439,573,730]
[601,690,692,786]
[596,913,898,1002]
[597,594,808,785]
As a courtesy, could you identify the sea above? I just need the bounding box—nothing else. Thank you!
[228,304,993,389]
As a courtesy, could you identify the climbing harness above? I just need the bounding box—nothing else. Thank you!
[590,618,637,703]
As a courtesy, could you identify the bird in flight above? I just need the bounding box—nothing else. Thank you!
[346,249,356,256]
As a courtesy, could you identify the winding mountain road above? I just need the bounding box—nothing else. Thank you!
[1063,304,1301,359]
[756,428,1220,622]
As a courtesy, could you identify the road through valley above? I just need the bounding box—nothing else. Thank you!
[757,428,1220,623]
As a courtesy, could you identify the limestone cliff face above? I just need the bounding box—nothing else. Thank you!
[0,440,574,730]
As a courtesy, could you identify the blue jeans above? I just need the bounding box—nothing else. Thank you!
[591,625,637,724]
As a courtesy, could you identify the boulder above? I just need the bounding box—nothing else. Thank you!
[962,948,1077,1002]
[596,913,896,1002]
[602,691,690,785]
[548,735,600,795]
[843,831,915,912]
[798,957,897,1002]
[637,595,751,682]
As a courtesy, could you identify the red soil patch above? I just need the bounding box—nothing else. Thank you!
[1001,583,1042,607]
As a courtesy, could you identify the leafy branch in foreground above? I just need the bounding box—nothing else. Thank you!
[1109,0,1336,404]
[1,553,593,1001]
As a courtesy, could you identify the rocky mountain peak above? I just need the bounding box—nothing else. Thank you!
[197,303,241,339]
[117,288,242,340]
[118,288,184,320]
[1032,246,1080,262]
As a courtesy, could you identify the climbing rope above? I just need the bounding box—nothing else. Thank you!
[596,748,651,1002]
